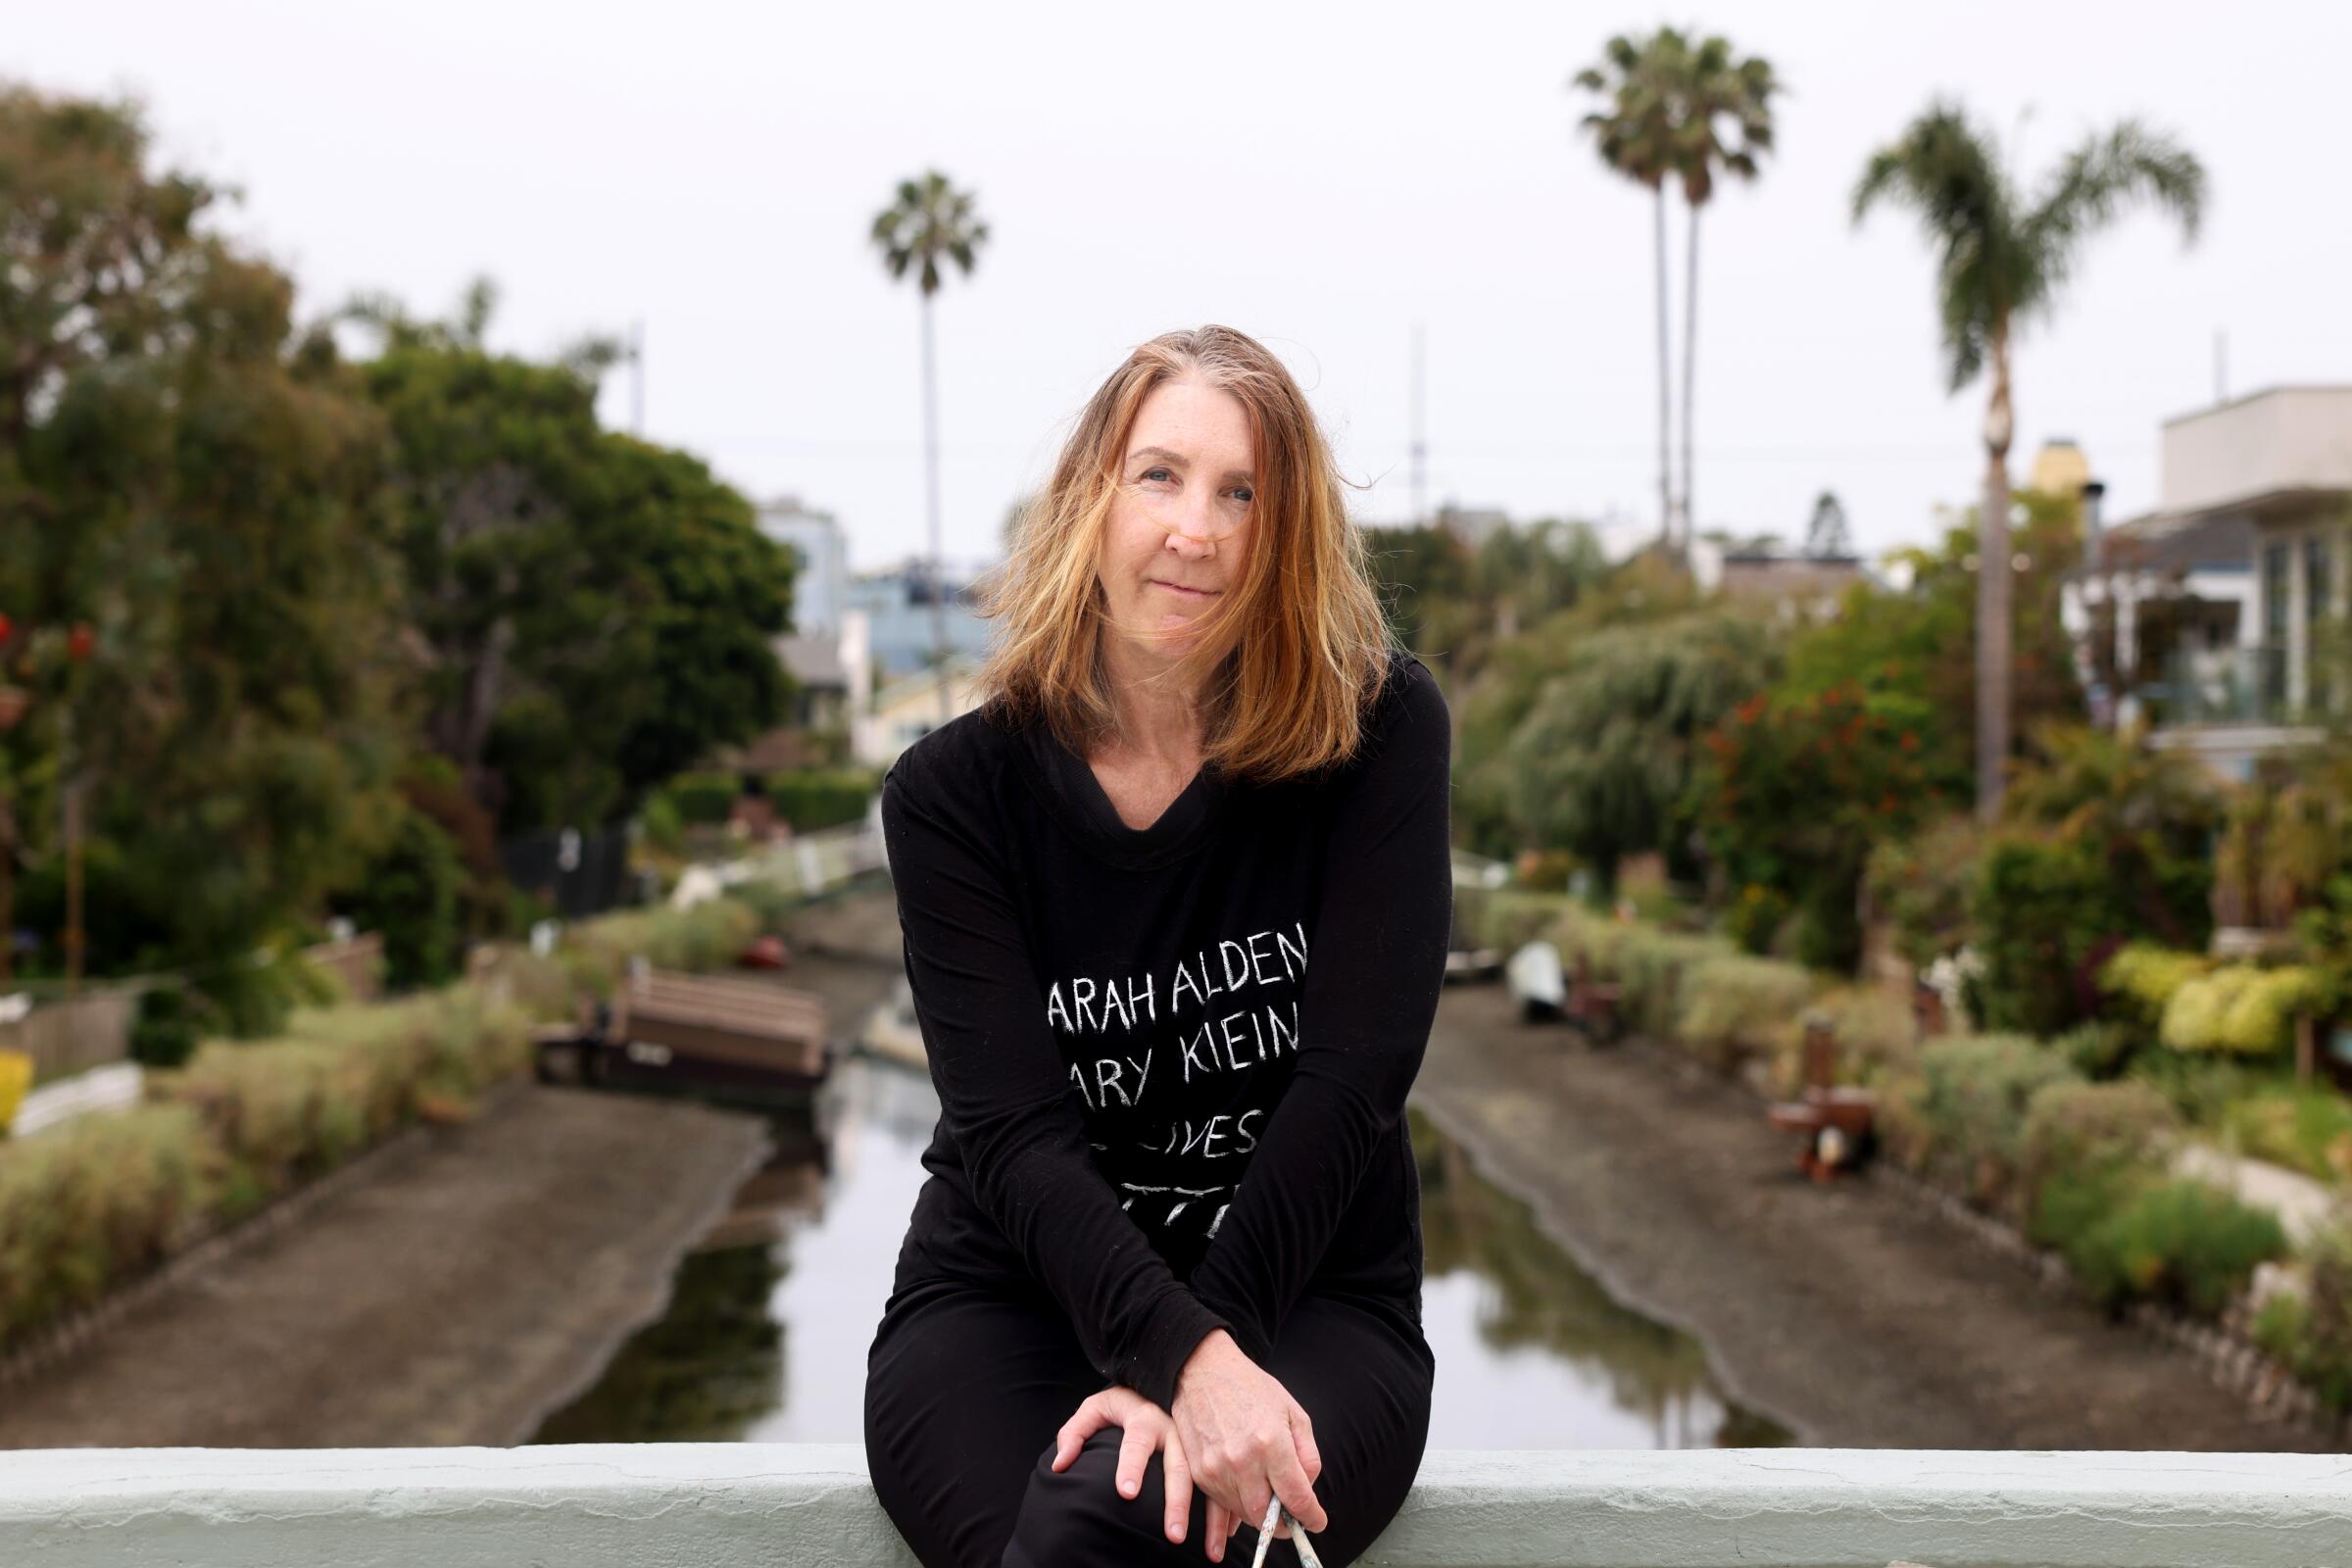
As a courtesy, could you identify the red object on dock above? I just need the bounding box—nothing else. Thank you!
[737,935,792,970]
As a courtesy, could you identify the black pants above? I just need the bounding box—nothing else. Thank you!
[864,1274,1435,1568]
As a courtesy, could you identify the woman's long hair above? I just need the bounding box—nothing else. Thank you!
[971,324,1393,782]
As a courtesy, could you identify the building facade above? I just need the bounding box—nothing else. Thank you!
[2077,387,2352,780]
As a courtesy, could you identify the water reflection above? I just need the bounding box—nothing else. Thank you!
[531,1059,1788,1448]
[1409,1105,1789,1447]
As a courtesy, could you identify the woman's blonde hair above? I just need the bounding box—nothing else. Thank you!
[971,324,1394,782]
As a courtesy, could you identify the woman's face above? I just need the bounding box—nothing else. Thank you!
[1097,374,1256,665]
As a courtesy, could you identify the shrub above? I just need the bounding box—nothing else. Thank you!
[559,897,762,999]
[1898,1033,2082,1212]
[2018,1079,2180,1247]
[2066,1178,2286,1318]
[1675,954,1816,1072]
[1865,813,1985,969]
[2049,1018,2142,1080]
[2256,1217,2352,1411]
[1969,835,2123,1039]
[763,768,880,833]
[332,805,465,989]
[2159,964,2331,1056]
[1723,884,1790,956]
[1599,922,1734,1039]
[1480,889,1576,955]
[128,983,213,1070]
[2215,1086,2352,1183]
[662,771,741,826]
[2098,945,2210,1033]
[0,1104,211,1345]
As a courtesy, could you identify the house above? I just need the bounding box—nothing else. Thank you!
[2076,386,2352,780]
[844,558,997,677]
[853,655,987,770]
[1709,550,1869,620]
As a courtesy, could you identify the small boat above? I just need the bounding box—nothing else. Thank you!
[534,964,835,1112]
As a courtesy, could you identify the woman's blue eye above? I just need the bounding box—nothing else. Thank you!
[1230,487,1253,505]
[1143,467,1172,483]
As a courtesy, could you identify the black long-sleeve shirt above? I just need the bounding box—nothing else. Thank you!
[877,646,1452,1409]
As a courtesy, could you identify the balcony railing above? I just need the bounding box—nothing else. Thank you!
[2136,642,2293,727]
[5,1445,2348,1566]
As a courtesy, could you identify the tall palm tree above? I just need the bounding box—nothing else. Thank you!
[1670,36,1778,555]
[871,171,990,724]
[1854,104,2204,817]
[1574,30,1687,562]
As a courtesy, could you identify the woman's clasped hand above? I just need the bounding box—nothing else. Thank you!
[1047,1329,1328,1562]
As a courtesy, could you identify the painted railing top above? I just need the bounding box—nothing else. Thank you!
[5,1445,2349,1568]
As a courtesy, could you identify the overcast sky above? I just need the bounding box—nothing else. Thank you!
[12,1,2350,572]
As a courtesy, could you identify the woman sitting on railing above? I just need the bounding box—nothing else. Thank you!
[863,325,1451,1567]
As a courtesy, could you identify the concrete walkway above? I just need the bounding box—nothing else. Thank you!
[2175,1142,2339,1248]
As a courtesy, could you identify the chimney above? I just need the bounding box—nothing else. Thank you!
[2081,479,2107,569]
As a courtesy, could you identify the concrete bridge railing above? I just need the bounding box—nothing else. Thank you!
[5,1445,2348,1565]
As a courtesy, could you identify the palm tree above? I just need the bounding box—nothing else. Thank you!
[1670,36,1778,555]
[1574,30,1687,562]
[1854,105,2204,818]
[870,171,990,724]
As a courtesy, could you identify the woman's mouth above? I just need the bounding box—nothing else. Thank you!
[1152,581,1217,600]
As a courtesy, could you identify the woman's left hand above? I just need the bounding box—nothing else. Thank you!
[1049,1386,1198,1548]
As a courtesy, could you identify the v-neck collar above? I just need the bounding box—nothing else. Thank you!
[1011,719,1232,871]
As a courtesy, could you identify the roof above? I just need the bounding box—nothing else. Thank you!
[2082,509,2254,577]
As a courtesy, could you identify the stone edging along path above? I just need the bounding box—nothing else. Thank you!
[0,1077,529,1396]
[1621,1031,2352,1448]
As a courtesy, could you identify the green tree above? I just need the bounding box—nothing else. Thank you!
[1853,102,2205,817]
[1574,33,1684,557]
[1667,34,1778,547]
[871,171,989,726]
[0,84,411,1019]
[352,290,796,832]
[1804,492,1851,558]
[1479,610,1776,889]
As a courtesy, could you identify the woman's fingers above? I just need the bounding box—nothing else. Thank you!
[1159,1429,1193,1545]
[1115,1418,1156,1500]
[1265,1431,1328,1536]
[1204,1499,1228,1563]
[1290,1403,1323,1485]
[1050,1392,1115,1474]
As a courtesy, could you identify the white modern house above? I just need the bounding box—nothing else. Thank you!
[852,654,986,770]
[2066,386,2352,781]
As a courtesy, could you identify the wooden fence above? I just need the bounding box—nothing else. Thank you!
[2,932,384,1085]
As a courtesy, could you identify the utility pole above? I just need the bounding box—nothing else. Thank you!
[630,318,646,436]
[1409,320,1428,528]
[921,292,952,725]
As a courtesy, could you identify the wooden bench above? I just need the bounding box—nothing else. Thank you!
[535,966,832,1107]
[1564,950,1623,1044]
[1764,1013,1877,1180]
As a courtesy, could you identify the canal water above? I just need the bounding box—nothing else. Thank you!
[531,1055,1789,1449]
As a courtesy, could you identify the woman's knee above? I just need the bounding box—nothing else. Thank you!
[1001,1428,1201,1567]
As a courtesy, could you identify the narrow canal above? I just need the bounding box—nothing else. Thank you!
[531,1053,1789,1448]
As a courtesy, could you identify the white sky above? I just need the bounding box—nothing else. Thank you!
[11,0,2350,571]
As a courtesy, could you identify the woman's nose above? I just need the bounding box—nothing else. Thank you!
[1169,493,1240,547]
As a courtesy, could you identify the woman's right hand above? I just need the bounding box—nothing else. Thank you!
[1169,1329,1327,1560]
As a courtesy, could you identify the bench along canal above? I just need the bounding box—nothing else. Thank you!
[531,1055,1789,1448]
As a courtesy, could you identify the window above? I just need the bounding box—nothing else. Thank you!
[2309,533,2339,714]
